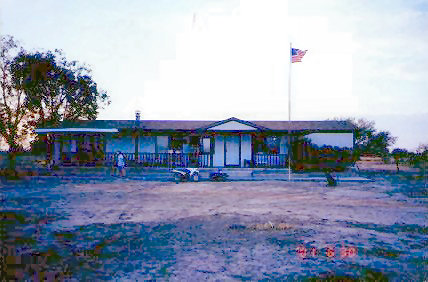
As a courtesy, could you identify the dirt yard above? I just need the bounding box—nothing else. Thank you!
[61,180,423,227]
[356,159,423,173]
[1,177,427,280]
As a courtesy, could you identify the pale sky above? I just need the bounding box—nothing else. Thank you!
[1,0,427,150]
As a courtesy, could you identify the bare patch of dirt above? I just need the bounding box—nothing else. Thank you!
[59,180,425,228]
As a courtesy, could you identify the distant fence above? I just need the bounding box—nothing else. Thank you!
[0,152,7,168]
[359,155,384,163]
[0,151,45,168]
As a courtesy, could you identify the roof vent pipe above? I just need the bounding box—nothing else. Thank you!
[135,110,141,121]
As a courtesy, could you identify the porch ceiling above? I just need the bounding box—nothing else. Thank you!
[35,128,119,133]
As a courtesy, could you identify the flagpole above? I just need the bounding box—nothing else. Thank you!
[288,42,292,181]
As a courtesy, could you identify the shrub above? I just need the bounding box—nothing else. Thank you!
[292,139,355,172]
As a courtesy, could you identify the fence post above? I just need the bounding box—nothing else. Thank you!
[424,160,427,188]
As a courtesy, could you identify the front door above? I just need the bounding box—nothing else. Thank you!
[225,136,240,166]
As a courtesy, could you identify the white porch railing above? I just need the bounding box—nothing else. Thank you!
[105,152,211,168]
[252,153,288,167]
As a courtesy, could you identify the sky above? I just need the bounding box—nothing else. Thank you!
[0,0,427,150]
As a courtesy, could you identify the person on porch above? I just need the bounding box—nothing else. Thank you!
[116,151,126,177]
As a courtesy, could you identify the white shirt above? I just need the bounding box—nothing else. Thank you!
[117,154,125,167]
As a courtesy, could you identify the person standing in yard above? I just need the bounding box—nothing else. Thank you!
[117,151,126,177]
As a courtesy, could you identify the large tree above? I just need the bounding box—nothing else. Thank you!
[1,35,110,171]
[416,143,428,164]
[0,36,35,169]
[11,48,110,127]
[391,148,409,172]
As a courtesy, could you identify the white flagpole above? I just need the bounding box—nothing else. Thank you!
[288,42,292,181]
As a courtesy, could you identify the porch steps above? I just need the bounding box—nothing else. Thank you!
[44,167,293,180]
[198,168,292,180]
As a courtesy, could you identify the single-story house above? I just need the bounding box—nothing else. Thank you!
[35,117,354,168]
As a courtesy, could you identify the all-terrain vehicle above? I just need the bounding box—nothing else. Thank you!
[209,169,229,181]
[172,168,200,183]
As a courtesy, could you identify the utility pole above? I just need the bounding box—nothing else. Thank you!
[288,43,292,181]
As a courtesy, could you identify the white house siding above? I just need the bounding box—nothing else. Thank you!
[213,136,224,167]
[208,121,257,131]
[106,135,135,153]
[139,136,156,153]
[241,134,252,167]
[305,133,353,148]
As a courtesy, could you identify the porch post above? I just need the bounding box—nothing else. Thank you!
[53,134,61,165]
[288,137,291,181]
[102,134,107,165]
[134,131,139,166]
[288,42,292,181]
[210,135,214,168]
[288,134,292,175]
[77,134,84,166]
[46,133,52,162]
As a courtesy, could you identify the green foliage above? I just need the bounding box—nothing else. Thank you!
[292,138,355,172]
[1,35,110,168]
[390,144,427,168]
[170,135,185,151]
[0,36,37,169]
[416,143,428,157]
[339,118,396,157]
[391,148,409,160]
[365,131,396,157]
[408,143,428,167]
[11,48,110,127]
[391,147,409,171]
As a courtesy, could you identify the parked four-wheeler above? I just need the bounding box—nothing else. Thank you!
[209,169,229,181]
[172,168,199,184]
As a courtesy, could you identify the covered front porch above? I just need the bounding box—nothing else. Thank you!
[47,131,299,169]
[36,117,354,169]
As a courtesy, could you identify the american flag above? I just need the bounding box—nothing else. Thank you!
[291,48,307,63]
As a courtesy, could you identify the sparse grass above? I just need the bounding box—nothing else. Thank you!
[1,176,426,280]
[305,268,389,282]
[228,222,293,231]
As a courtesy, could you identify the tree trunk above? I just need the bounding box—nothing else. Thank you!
[7,151,17,178]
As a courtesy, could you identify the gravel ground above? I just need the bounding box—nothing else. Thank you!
[1,175,427,280]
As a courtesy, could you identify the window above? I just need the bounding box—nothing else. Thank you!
[157,136,169,153]
[266,136,280,154]
[62,140,71,153]
[170,136,185,152]
[254,136,280,154]
[70,139,78,153]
